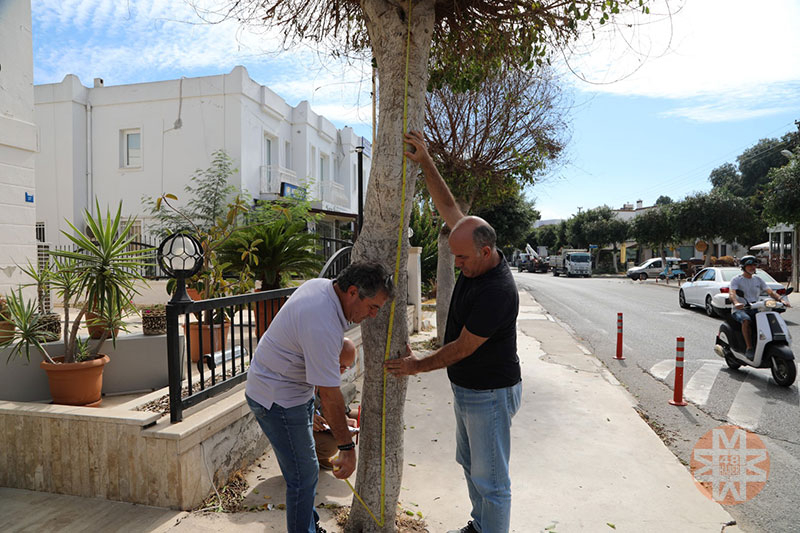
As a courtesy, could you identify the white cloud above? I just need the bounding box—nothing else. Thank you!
[565,0,800,121]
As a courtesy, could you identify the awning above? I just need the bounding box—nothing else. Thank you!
[750,242,770,251]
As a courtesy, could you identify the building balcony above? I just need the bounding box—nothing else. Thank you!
[260,165,298,195]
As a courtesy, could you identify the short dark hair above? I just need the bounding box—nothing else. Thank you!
[472,224,497,250]
[335,261,394,300]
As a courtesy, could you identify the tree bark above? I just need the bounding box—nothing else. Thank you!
[435,227,453,346]
[346,2,435,531]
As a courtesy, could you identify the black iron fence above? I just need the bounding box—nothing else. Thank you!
[166,286,296,423]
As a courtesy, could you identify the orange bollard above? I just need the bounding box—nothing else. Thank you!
[614,313,625,360]
[669,337,688,406]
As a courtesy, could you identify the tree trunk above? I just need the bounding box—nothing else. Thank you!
[346,2,435,531]
[435,227,453,346]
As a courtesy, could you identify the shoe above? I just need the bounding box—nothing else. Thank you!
[447,521,478,533]
[315,523,327,533]
[745,348,755,360]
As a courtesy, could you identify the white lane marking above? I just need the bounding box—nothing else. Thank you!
[650,359,675,381]
[727,374,767,431]
[684,361,725,406]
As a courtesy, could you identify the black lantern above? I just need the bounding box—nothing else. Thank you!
[158,233,203,304]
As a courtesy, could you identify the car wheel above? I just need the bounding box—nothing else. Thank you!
[640,273,648,281]
[705,295,717,317]
[679,290,689,309]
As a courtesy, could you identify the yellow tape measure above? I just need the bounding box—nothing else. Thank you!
[344,0,414,526]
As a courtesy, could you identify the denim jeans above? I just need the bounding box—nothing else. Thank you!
[452,381,522,533]
[246,395,320,533]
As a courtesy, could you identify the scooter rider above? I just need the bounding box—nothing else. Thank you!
[729,255,791,359]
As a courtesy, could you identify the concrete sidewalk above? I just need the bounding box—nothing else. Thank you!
[1,291,743,532]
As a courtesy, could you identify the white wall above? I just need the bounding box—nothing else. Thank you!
[0,0,37,294]
[34,66,370,244]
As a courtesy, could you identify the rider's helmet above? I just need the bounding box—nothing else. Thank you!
[740,255,758,270]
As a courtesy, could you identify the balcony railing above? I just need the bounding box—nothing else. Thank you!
[260,165,298,195]
[321,179,350,209]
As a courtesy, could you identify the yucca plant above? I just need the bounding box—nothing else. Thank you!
[0,287,57,364]
[4,201,152,365]
[47,200,153,362]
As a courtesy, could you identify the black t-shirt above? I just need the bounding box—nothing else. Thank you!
[445,252,521,390]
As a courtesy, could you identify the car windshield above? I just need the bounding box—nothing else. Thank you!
[719,268,776,283]
[570,254,591,263]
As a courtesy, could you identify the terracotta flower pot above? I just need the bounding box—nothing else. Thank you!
[85,310,121,340]
[40,354,110,407]
[0,320,14,343]
[184,321,231,363]
[255,294,287,340]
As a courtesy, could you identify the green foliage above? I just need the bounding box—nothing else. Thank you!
[673,192,758,248]
[217,217,324,290]
[566,206,626,249]
[0,288,55,364]
[630,205,676,250]
[763,156,800,227]
[153,151,253,300]
[143,150,245,237]
[409,199,440,291]
[530,223,561,252]
[654,195,673,206]
[473,192,540,249]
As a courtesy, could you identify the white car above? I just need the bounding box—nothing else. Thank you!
[678,267,786,317]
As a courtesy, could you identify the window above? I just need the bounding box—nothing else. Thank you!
[35,222,46,243]
[264,135,273,167]
[285,141,292,169]
[320,154,329,181]
[120,128,141,168]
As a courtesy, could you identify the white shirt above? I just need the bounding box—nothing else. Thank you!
[246,278,347,409]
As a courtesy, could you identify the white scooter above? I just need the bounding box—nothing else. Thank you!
[714,288,795,387]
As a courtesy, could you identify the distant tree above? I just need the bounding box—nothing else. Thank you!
[655,195,673,206]
[673,192,757,266]
[473,192,540,250]
[530,223,560,253]
[763,152,800,288]
[408,199,440,295]
[425,63,567,341]
[630,205,677,266]
[708,162,742,196]
[556,220,570,250]
[566,206,627,269]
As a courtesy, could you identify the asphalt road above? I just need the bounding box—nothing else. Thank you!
[514,271,800,533]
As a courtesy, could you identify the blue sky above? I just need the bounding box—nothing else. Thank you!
[31,0,800,220]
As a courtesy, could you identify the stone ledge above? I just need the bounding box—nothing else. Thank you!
[0,400,161,426]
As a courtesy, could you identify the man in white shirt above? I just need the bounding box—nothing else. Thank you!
[246,262,392,533]
[730,255,790,359]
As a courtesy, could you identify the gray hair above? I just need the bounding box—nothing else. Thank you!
[335,261,395,300]
[472,224,497,250]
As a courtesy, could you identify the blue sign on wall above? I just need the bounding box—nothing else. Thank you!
[24,192,34,203]
[280,182,306,199]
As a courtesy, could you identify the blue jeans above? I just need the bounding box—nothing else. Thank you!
[452,381,522,533]
[732,308,758,324]
[246,395,320,533]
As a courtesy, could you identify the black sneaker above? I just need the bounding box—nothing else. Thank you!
[447,521,478,533]
[315,523,327,533]
[745,348,755,360]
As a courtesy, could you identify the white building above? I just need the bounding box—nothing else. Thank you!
[0,0,38,295]
[33,66,371,246]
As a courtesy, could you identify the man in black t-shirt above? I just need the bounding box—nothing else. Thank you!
[385,130,522,533]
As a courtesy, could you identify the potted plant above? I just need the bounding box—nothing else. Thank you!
[140,304,167,336]
[1,201,152,406]
[0,296,14,343]
[217,201,324,337]
[147,150,254,362]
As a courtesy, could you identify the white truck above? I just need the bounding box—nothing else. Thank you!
[549,249,592,277]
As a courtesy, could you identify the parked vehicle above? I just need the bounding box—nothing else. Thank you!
[714,288,795,387]
[516,253,531,272]
[627,257,681,281]
[658,264,687,280]
[678,267,786,317]
[550,249,592,277]
[528,255,549,273]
